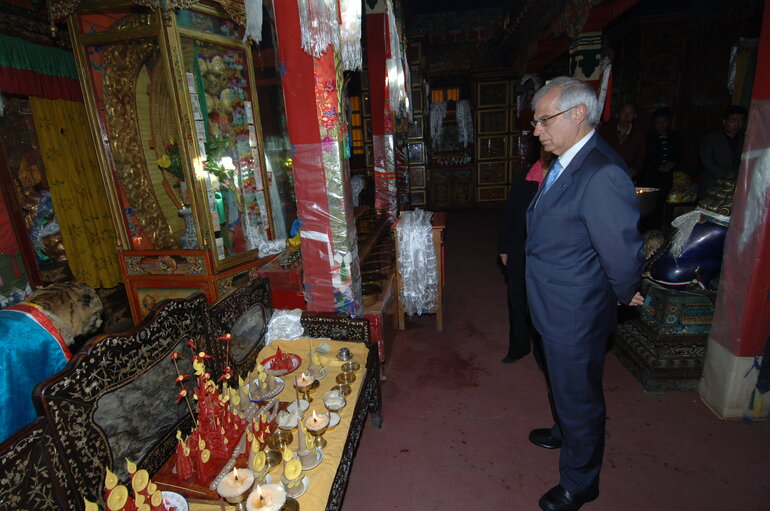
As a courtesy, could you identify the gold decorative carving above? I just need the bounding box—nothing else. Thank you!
[214,0,247,27]
[102,13,176,249]
[53,0,245,26]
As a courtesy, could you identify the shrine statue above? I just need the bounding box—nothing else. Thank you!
[199,55,236,139]
[0,282,102,443]
[15,156,67,264]
[646,179,735,290]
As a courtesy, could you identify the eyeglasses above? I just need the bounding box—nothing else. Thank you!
[530,106,577,128]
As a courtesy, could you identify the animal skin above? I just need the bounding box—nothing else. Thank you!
[0,282,103,443]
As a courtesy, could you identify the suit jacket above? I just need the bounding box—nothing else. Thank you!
[525,132,643,342]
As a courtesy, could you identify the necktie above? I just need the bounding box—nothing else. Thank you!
[536,159,563,207]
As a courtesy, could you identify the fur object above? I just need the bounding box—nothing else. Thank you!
[0,282,102,443]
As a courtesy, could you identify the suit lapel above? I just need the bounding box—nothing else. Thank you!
[526,133,599,243]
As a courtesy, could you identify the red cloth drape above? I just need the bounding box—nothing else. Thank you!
[0,67,82,102]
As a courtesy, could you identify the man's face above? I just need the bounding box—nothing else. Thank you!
[653,116,670,135]
[533,88,581,156]
[722,113,746,137]
[618,104,637,128]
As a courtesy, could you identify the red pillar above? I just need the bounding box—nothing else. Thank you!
[366,3,397,219]
[273,1,362,314]
[699,0,770,418]
[710,0,770,356]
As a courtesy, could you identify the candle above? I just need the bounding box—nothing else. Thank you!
[305,409,330,431]
[246,484,286,511]
[216,467,255,499]
[294,372,314,387]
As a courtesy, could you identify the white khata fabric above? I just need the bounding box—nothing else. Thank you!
[396,210,438,316]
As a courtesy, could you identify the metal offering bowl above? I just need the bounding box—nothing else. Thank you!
[336,347,352,361]
[267,430,293,451]
[341,361,360,373]
[332,384,351,396]
[336,372,356,384]
[224,491,249,511]
[264,449,283,471]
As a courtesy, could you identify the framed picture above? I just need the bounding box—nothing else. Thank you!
[476,185,507,203]
[477,161,508,185]
[411,89,423,113]
[477,81,509,108]
[364,118,372,141]
[409,166,426,187]
[408,116,423,139]
[410,189,426,206]
[477,109,508,134]
[476,135,508,161]
[407,142,425,164]
[365,144,373,168]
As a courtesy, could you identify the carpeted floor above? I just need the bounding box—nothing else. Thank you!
[341,207,770,511]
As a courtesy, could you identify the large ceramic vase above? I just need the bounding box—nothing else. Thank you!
[177,208,198,249]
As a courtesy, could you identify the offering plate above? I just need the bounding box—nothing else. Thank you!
[249,377,285,402]
[162,491,189,511]
[261,352,302,376]
[285,476,309,499]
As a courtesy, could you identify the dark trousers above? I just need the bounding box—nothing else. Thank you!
[505,267,533,360]
[541,333,609,494]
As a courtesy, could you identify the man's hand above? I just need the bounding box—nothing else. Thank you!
[628,292,644,306]
[499,253,508,266]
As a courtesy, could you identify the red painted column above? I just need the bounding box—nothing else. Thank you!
[709,0,770,356]
[366,3,397,219]
[273,1,362,314]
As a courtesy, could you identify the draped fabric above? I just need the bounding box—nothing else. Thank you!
[0,34,82,102]
[29,98,121,288]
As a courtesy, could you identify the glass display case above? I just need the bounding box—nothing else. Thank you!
[68,0,295,321]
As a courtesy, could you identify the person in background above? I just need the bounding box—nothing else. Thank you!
[640,107,680,230]
[526,77,644,511]
[599,102,645,179]
[498,146,553,364]
[698,105,747,199]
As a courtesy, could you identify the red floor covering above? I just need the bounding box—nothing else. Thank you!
[341,208,770,511]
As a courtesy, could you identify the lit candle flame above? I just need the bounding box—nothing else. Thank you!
[233,467,239,482]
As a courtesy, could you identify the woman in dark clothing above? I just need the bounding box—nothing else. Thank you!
[498,148,552,364]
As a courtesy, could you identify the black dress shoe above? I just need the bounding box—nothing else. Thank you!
[528,428,562,449]
[539,485,599,511]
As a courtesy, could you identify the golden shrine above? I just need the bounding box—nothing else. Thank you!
[64,0,292,322]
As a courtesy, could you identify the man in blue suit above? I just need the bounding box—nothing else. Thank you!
[525,77,644,511]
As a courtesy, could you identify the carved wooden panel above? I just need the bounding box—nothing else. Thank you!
[34,295,209,508]
[0,419,74,510]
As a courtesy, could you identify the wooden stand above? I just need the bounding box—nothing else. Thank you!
[393,212,446,331]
